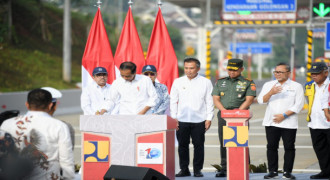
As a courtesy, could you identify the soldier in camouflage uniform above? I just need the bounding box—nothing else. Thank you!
[212,59,256,177]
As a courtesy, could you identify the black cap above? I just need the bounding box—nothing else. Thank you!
[142,65,157,73]
[308,62,328,73]
[92,67,108,76]
[227,59,243,70]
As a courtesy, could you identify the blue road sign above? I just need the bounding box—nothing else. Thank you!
[230,42,272,54]
[224,0,296,12]
[325,22,330,51]
[236,29,256,33]
[313,28,325,33]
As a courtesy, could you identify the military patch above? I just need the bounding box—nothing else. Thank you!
[237,81,246,91]
[251,85,256,91]
[221,81,226,87]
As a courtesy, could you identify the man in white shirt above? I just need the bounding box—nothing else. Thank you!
[1,88,75,180]
[101,62,157,115]
[42,87,75,149]
[170,57,214,177]
[258,63,304,179]
[305,62,330,179]
[81,67,118,115]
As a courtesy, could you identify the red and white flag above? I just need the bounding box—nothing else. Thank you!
[114,7,145,75]
[146,8,179,93]
[81,8,116,88]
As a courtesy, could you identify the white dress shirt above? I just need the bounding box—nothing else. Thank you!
[308,78,330,129]
[257,79,304,129]
[170,75,214,123]
[81,82,118,115]
[104,74,158,115]
[0,111,75,180]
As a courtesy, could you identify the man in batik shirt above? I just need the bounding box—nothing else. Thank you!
[142,65,170,115]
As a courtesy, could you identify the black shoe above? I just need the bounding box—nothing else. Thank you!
[194,170,203,177]
[215,169,226,177]
[264,171,278,179]
[310,172,329,179]
[175,169,191,177]
[283,172,295,179]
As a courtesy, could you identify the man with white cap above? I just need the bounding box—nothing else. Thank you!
[81,67,118,115]
[41,87,75,150]
[41,87,62,116]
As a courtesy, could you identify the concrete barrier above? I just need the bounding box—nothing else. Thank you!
[0,89,83,116]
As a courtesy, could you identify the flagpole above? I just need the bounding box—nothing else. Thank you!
[158,0,162,8]
[96,0,102,8]
[128,0,133,8]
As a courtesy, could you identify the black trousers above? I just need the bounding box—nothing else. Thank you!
[217,112,227,170]
[176,121,205,172]
[310,128,330,176]
[265,126,297,173]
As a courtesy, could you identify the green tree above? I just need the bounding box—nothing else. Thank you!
[265,35,291,68]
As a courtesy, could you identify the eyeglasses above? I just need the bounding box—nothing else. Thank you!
[143,72,155,76]
[273,71,289,74]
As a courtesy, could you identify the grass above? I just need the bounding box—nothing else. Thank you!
[0,0,89,92]
[0,48,81,92]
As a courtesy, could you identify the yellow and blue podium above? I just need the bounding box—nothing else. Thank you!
[222,110,251,180]
[80,115,176,180]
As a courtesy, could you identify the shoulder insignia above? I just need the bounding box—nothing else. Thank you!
[244,78,253,82]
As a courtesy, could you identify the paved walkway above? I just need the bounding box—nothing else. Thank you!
[163,172,316,180]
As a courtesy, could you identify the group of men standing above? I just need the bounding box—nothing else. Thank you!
[1,58,330,179]
[80,58,254,178]
[257,62,330,180]
[81,59,330,179]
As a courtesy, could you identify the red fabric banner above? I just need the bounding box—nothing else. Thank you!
[114,7,145,74]
[146,8,179,93]
[82,8,116,87]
